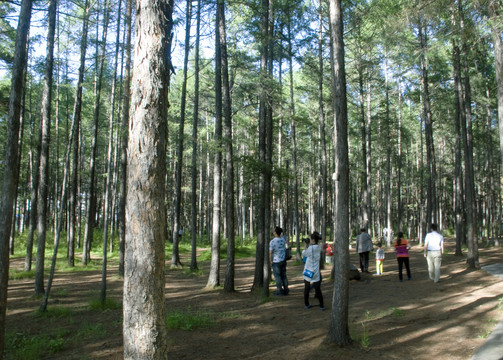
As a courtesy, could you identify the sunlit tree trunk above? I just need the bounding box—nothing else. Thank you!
[123,0,171,357]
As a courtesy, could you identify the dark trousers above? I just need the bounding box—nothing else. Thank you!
[272,261,289,295]
[359,251,370,272]
[397,257,411,281]
[304,279,324,308]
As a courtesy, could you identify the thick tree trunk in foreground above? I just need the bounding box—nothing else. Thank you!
[123,1,170,358]
[0,0,33,355]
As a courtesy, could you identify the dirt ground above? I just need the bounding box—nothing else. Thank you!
[5,238,503,360]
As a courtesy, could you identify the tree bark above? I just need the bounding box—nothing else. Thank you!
[0,0,33,354]
[207,2,223,289]
[326,0,351,346]
[83,0,111,265]
[35,0,57,300]
[118,0,133,278]
[190,0,202,272]
[101,0,122,304]
[418,21,437,230]
[68,0,90,267]
[219,0,236,293]
[123,0,170,357]
[490,1,503,237]
[458,0,478,268]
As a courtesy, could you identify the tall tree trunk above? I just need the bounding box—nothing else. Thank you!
[458,0,478,268]
[190,0,202,272]
[83,0,111,265]
[69,0,90,267]
[384,49,392,246]
[101,0,122,304]
[118,0,133,278]
[252,0,270,291]
[318,1,327,242]
[219,0,235,293]
[397,76,403,230]
[490,1,503,237]
[207,2,223,289]
[451,5,465,256]
[0,0,33,354]
[418,21,437,229]
[35,0,57,299]
[326,0,351,346]
[172,0,192,268]
[123,0,170,357]
[262,0,274,299]
[287,16,301,261]
[25,108,40,271]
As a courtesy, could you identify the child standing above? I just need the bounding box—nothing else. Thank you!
[375,243,385,275]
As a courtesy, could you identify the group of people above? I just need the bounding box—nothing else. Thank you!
[269,226,325,310]
[356,224,445,283]
[269,223,445,311]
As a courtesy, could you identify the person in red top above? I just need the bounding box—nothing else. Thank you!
[394,232,411,282]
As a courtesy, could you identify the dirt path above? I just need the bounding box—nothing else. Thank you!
[5,239,503,359]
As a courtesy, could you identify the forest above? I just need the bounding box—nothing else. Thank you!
[0,0,502,358]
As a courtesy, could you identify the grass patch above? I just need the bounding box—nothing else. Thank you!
[75,322,107,340]
[8,269,35,280]
[36,306,73,320]
[166,308,217,331]
[5,331,66,360]
[391,307,404,317]
[349,321,370,350]
[88,297,122,311]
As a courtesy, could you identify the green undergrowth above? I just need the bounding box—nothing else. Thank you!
[166,307,218,331]
[88,297,122,311]
[5,301,118,359]
[166,307,240,331]
[4,330,66,360]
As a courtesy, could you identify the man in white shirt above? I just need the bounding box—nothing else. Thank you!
[424,223,444,283]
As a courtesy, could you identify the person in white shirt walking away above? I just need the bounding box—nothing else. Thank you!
[424,224,444,283]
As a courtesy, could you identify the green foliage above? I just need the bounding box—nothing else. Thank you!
[166,308,217,331]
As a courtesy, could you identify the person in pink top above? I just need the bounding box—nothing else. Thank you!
[394,232,411,282]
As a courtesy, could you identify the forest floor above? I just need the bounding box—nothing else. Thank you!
[4,238,503,360]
